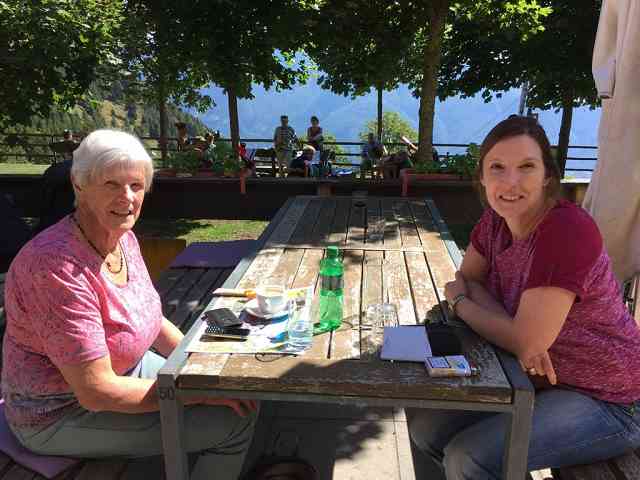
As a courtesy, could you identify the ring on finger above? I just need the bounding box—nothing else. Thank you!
[528,368,537,375]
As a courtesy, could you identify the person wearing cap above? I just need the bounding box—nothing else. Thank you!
[288,144,315,177]
[273,115,298,177]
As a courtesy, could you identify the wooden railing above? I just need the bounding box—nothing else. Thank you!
[0,132,598,175]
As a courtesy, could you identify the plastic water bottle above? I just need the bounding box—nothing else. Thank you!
[317,246,344,332]
[287,300,313,349]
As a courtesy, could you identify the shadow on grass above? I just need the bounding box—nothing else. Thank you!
[133,218,269,244]
[133,218,207,239]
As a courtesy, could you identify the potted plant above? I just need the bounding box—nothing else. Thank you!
[165,150,201,176]
[223,155,241,177]
[401,147,477,196]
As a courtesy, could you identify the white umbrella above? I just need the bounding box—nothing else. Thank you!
[583,0,640,284]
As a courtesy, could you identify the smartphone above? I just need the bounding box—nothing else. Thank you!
[202,324,250,341]
[425,355,479,377]
[204,308,242,328]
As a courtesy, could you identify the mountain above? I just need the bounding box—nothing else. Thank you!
[195,80,601,147]
[13,83,209,147]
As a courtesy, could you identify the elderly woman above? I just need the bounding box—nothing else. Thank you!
[2,130,256,476]
[408,116,640,479]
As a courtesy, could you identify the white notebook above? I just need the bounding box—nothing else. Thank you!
[380,326,432,362]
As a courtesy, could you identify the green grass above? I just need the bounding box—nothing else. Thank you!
[0,163,48,175]
[133,218,268,244]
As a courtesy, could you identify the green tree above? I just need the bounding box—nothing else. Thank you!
[181,0,310,155]
[359,111,418,153]
[119,1,212,160]
[402,1,549,165]
[307,0,418,142]
[438,0,597,175]
[0,0,123,129]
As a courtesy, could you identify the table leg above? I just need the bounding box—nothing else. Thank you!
[159,375,189,480]
[502,387,534,479]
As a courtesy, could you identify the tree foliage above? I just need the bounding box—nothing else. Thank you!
[0,0,123,128]
[438,0,600,174]
[359,111,417,153]
[308,0,417,97]
[307,0,419,140]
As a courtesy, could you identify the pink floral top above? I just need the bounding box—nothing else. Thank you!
[471,200,640,403]
[2,216,162,429]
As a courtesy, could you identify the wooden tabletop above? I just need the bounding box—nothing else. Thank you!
[178,196,512,404]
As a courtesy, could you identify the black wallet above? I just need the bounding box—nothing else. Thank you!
[204,308,242,327]
[425,322,463,357]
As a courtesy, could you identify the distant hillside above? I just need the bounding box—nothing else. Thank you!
[196,80,601,147]
[0,82,211,164]
[26,82,210,140]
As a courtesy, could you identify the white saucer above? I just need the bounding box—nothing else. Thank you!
[244,298,288,320]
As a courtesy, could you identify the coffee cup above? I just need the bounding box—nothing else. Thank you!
[256,285,286,314]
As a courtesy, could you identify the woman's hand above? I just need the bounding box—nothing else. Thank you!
[519,351,557,385]
[444,271,468,305]
[199,397,258,417]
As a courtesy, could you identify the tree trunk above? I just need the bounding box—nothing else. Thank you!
[227,87,240,158]
[158,83,168,164]
[377,85,383,142]
[557,94,574,178]
[417,0,449,165]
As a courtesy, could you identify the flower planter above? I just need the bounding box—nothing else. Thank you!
[401,171,462,197]
[154,168,178,177]
[193,169,217,178]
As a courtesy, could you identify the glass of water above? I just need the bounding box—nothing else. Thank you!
[366,303,398,334]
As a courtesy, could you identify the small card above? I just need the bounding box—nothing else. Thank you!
[380,326,432,362]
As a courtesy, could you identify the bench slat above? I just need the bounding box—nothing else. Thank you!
[556,463,618,480]
[0,463,36,480]
[72,460,126,480]
[610,450,640,479]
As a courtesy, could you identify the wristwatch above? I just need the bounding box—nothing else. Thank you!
[450,293,467,316]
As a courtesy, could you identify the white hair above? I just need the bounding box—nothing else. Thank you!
[71,129,154,191]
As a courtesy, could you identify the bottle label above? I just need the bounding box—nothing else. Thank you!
[321,274,343,291]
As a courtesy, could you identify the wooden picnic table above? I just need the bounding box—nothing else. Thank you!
[158,195,535,480]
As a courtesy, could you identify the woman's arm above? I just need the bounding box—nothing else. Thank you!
[454,285,574,362]
[152,317,183,357]
[58,356,256,416]
[466,280,507,315]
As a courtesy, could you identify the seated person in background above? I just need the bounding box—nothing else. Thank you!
[400,136,439,165]
[361,133,386,179]
[193,131,218,168]
[34,156,75,234]
[175,122,190,151]
[306,116,324,152]
[408,116,640,478]
[287,145,315,177]
[2,129,257,474]
[61,130,78,161]
[381,151,413,179]
[0,195,32,273]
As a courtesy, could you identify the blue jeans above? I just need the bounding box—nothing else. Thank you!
[12,352,257,479]
[407,388,640,480]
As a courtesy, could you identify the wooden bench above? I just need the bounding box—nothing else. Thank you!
[0,266,234,479]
